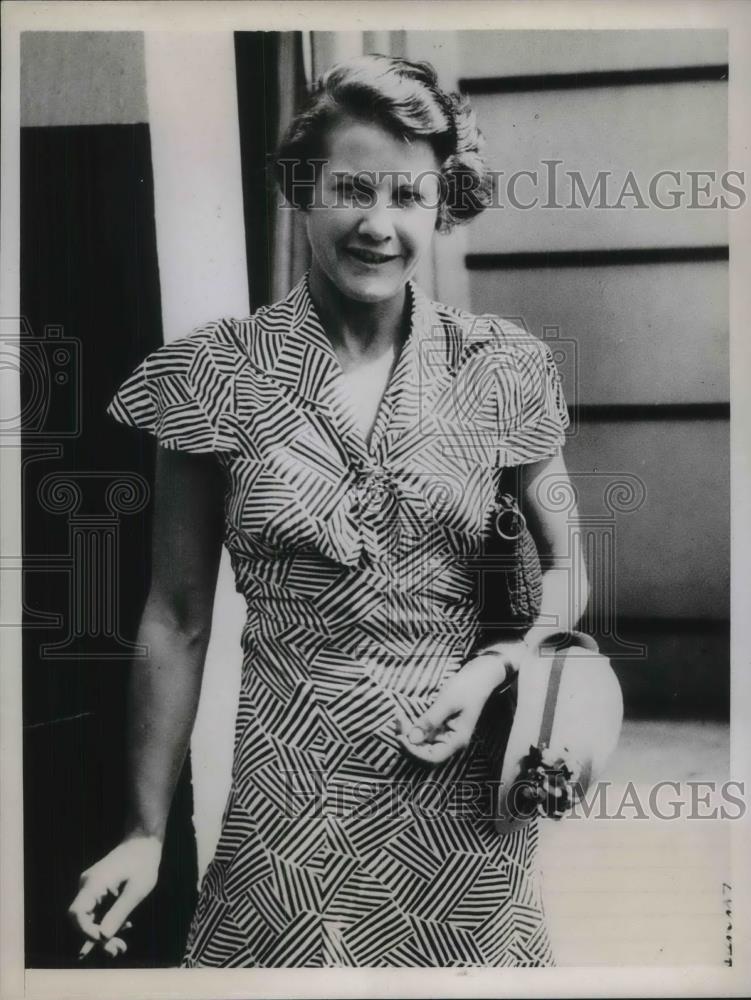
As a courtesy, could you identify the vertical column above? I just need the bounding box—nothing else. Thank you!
[536,472,647,657]
[37,473,149,660]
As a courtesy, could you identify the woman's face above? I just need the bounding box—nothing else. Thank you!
[305,115,441,305]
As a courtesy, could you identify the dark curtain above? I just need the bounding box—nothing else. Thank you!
[21,123,197,968]
[235,31,310,310]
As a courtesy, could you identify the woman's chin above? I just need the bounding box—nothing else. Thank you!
[336,269,408,304]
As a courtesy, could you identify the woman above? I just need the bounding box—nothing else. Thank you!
[69,54,587,968]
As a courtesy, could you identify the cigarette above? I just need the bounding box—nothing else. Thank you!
[78,940,96,960]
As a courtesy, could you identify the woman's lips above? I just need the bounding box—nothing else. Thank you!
[345,247,400,266]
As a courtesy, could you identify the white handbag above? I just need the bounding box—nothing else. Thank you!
[488,631,623,835]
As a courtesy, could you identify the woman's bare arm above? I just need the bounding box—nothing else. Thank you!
[69,445,225,946]
[124,445,226,840]
[520,448,589,647]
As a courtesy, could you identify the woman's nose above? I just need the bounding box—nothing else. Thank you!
[356,197,395,242]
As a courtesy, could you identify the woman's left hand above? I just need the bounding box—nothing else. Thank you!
[395,642,530,765]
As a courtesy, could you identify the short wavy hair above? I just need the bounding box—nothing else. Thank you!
[274,54,494,233]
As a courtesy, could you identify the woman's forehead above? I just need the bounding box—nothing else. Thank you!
[321,115,440,175]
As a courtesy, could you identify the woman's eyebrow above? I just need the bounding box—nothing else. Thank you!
[331,169,373,183]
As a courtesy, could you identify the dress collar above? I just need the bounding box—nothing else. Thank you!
[259,270,445,408]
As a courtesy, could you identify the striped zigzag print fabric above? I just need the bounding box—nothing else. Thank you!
[107,273,570,967]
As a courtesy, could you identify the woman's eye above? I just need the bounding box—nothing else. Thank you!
[333,177,356,197]
[394,188,427,208]
[334,180,375,206]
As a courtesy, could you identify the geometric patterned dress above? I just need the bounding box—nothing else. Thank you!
[107,272,570,967]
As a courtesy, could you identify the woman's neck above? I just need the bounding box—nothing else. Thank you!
[308,265,410,367]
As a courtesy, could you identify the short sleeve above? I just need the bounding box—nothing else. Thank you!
[491,328,570,468]
[106,323,240,453]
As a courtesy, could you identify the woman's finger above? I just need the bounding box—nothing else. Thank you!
[102,936,127,958]
[97,881,145,940]
[412,695,460,742]
[393,700,450,746]
[396,728,465,764]
[68,907,100,941]
[68,886,103,941]
[410,735,462,764]
[396,730,427,758]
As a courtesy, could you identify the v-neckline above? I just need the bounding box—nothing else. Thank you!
[302,274,420,464]
[335,343,398,452]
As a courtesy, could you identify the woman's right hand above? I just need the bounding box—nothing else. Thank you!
[68,835,162,957]
[395,642,530,765]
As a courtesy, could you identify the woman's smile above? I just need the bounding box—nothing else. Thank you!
[344,246,402,267]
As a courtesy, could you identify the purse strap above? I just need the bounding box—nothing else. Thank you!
[539,651,566,749]
[537,631,600,748]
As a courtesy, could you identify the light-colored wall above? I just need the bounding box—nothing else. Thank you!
[417,30,729,629]
[469,81,727,252]
[469,262,729,405]
[563,419,729,618]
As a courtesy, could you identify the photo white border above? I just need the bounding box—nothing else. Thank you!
[2,2,750,998]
